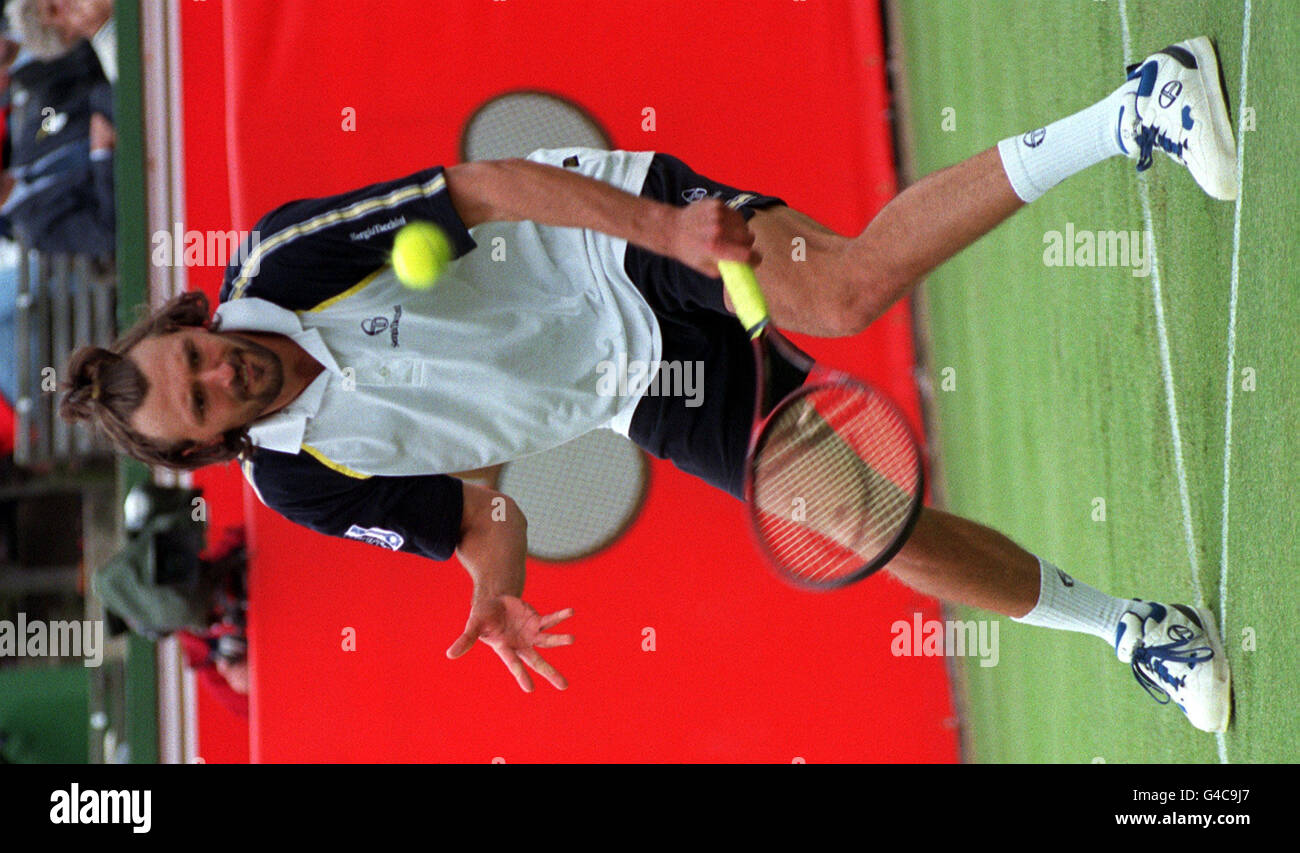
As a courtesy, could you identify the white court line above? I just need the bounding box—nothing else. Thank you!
[1137,200,1205,602]
[1116,0,1226,763]
[1217,0,1253,766]
[1220,0,1252,702]
[1116,2,1205,602]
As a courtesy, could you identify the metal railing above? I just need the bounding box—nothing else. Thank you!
[13,246,118,469]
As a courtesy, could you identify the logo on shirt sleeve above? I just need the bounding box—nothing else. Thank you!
[344,524,405,550]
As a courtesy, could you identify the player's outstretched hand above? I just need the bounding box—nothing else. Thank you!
[669,198,762,277]
[445,595,574,692]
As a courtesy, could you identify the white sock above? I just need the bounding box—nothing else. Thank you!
[1013,557,1145,646]
[997,87,1129,202]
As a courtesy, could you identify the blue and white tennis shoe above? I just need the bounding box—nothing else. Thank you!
[1114,601,1232,733]
[1116,36,1239,200]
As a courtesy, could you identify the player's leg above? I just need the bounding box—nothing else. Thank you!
[886,506,1039,617]
[747,97,1118,338]
[888,507,1231,733]
[744,106,1119,338]
[743,148,1021,337]
[744,36,1238,338]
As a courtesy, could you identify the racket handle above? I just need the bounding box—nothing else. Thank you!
[718,261,770,337]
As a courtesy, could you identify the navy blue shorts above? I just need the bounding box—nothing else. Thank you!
[623,153,810,500]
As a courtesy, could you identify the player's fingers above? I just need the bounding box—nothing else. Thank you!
[521,649,568,690]
[730,219,756,247]
[700,247,757,278]
[533,633,575,648]
[721,209,754,241]
[722,245,753,264]
[710,232,753,263]
[493,645,534,692]
[446,622,482,659]
[539,607,574,629]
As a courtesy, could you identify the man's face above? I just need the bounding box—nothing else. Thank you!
[127,326,284,450]
[38,0,76,44]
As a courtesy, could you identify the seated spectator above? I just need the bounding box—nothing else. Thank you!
[68,0,115,84]
[176,629,250,717]
[7,0,114,80]
[0,32,113,255]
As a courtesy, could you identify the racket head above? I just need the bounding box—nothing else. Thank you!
[460,90,611,161]
[744,349,925,590]
[496,430,650,562]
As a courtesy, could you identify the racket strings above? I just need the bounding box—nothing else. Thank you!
[497,430,646,561]
[752,384,920,584]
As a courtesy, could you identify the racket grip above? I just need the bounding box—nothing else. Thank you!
[718,261,770,337]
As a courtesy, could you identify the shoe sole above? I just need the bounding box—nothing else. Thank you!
[1192,605,1233,733]
[1179,36,1239,200]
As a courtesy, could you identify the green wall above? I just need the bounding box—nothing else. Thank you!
[0,666,90,764]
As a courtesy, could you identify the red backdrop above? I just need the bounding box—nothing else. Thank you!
[178,0,957,763]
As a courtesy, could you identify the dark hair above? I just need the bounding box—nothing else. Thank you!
[59,291,254,470]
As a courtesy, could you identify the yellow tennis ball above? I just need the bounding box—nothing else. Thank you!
[391,222,452,290]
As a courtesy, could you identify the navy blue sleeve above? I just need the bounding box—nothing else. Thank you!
[220,166,476,308]
[246,448,465,562]
[90,155,115,236]
[12,158,114,256]
[88,81,113,122]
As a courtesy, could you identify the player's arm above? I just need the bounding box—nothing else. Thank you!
[222,166,477,306]
[444,158,760,277]
[246,452,571,691]
[447,483,574,692]
[454,482,527,602]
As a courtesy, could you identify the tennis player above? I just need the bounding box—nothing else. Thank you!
[63,38,1235,731]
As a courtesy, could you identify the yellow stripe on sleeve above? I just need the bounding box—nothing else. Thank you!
[301,445,373,479]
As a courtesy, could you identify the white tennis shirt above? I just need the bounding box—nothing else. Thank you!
[217,147,662,477]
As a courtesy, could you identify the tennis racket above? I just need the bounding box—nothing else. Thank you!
[718,260,924,590]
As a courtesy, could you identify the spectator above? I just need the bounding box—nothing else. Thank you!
[65,0,114,84]
[0,34,113,255]
[7,0,113,79]
[5,0,66,60]
[176,630,250,717]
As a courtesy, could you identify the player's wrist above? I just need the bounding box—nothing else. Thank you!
[471,585,516,609]
[637,200,680,259]
[467,554,526,605]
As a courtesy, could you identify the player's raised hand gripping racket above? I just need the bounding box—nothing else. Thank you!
[718,261,924,590]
